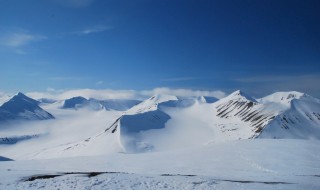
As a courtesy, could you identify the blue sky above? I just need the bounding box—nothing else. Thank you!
[0,0,319,97]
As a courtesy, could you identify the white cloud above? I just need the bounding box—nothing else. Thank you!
[26,89,138,101]
[0,32,46,47]
[26,87,227,101]
[141,87,226,99]
[0,91,12,105]
[75,25,113,35]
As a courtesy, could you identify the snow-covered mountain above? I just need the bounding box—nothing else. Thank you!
[46,90,320,156]
[213,90,320,139]
[62,96,103,110]
[258,92,320,139]
[0,92,54,122]
[62,96,141,111]
[0,91,319,189]
[212,90,278,139]
[1,90,319,159]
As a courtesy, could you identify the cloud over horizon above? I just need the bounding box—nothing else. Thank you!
[25,87,227,101]
[140,87,226,99]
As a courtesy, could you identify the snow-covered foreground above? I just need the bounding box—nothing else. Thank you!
[1,139,319,190]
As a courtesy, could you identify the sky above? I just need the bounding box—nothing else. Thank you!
[0,0,320,98]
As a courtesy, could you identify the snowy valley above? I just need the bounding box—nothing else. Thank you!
[0,90,319,189]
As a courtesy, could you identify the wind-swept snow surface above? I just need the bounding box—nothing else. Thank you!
[0,139,319,189]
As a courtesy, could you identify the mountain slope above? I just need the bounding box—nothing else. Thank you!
[0,155,13,161]
[212,90,277,139]
[0,93,54,122]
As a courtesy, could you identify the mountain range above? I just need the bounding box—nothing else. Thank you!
[86,90,320,153]
[0,90,319,158]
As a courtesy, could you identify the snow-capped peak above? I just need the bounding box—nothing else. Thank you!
[125,94,178,114]
[14,92,40,105]
[222,90,257,103]
[0,92,54,121]
[259,91,306,105]
[2,92,40,112]
[16,92,26,96]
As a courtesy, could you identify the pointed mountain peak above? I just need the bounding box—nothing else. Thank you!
[16,92,27,97]
[126,94,178,114]
[230,90,242,96]
[230,90,249,97]
[0,92,54,120]
[10,92,40,105]
[226,90,257,102]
